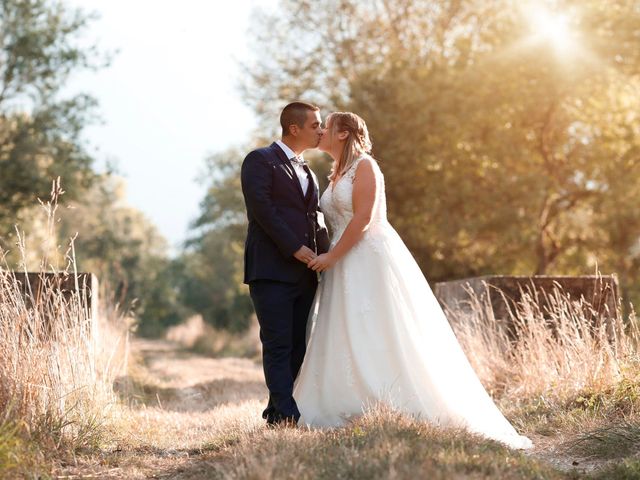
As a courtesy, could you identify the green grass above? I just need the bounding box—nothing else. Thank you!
[0,419,42,479]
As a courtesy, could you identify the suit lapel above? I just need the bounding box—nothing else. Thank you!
[271,143,306,201]
[271,143,295,177]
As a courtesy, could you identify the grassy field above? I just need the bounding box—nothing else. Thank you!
[3,263,640,478]
[48,332,640,479]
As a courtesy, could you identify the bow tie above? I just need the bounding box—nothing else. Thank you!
[290,155,307,166]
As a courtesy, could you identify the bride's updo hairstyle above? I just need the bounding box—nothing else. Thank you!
[327,112,372,183]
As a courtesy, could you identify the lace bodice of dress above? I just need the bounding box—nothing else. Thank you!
[320,155,388,243]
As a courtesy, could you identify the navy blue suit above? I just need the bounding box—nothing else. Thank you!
[241,142,329,423]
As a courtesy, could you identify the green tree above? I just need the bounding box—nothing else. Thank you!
[57,175,186,336]
[178,148,253,332]
[0,0,105,237]
[241,0,640,302]
[0,1,192,336]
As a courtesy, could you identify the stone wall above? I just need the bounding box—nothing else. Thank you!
[7,271,99,339]
[434,275,619,322]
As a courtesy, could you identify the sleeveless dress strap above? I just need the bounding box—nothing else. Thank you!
[344,155,369,183]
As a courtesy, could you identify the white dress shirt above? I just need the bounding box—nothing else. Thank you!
[275,140,309,195]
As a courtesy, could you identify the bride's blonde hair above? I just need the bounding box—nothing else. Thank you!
[327,112,373,182]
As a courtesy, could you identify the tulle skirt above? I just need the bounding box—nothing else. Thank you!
[294,221,532,449]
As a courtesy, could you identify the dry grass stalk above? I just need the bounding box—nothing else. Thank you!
[446,283,638,403]
[0,180,129,475]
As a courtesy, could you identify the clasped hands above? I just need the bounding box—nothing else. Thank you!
[293,246,336,273]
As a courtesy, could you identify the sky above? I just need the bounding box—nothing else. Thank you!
[65,0,278,253]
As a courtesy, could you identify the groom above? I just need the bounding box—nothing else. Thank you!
[241,102,330,426]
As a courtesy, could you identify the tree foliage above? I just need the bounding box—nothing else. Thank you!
[178,149,254,331]
[235,0,640,305]
[0,1,186,336]
[57,175,186,336]
[0,0,104,234]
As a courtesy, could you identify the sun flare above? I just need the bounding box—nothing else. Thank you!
[524,4,576,53]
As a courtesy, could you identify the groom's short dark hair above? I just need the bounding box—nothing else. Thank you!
[280,102,320,137]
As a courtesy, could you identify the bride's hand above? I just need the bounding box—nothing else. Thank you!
[308,253,336,272]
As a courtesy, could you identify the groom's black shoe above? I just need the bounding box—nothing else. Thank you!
[265,412,299,429]
[266,418,298,429]
[262,405,276,421]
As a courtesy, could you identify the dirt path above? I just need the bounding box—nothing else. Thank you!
[52,339,600,479]
[54,338,267,479]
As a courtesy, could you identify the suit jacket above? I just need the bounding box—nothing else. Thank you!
[241,142,330,284]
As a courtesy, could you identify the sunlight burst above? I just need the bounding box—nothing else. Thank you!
[525,4,576,53]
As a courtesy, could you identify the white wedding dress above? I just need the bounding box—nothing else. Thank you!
[294,155,532,450]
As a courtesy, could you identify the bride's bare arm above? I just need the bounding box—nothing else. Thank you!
[308,159,377,272]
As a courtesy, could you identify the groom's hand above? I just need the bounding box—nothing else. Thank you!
[293,245,317,264]
[308,253,336,272]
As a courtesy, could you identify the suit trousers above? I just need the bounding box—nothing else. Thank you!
[249,269,318,422]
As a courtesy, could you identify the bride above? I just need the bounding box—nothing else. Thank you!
[293,111,532,450]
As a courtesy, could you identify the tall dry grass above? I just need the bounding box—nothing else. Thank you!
[447,283,637,401]
[196,286,640,478]
[0,180,129,476]
[51,278,640,477]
